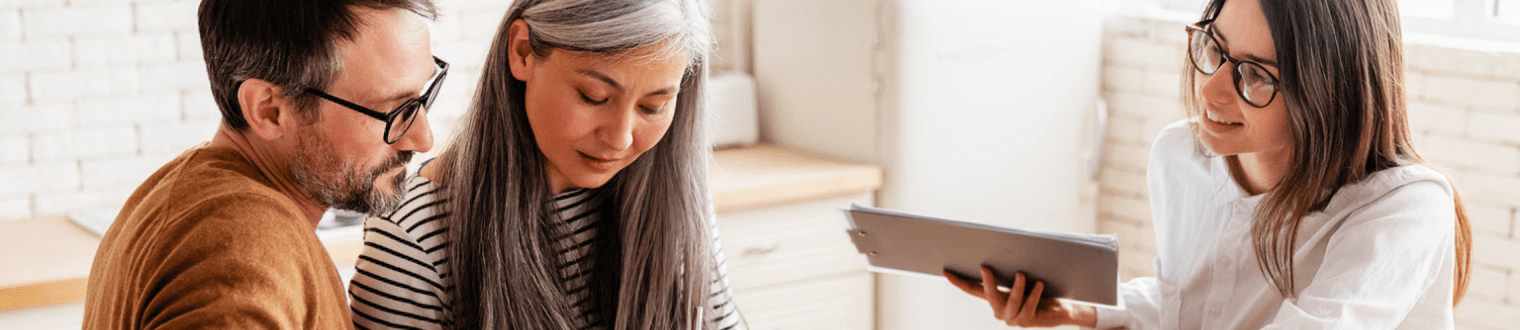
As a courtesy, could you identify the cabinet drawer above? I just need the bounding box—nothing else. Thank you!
[732,273,873,330]
[716,193,872,292]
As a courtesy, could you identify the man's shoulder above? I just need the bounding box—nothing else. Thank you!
[109,146,313,261]
[147,146,302,222]
[88,149,348,330]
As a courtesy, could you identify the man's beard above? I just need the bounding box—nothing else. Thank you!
[289,129,413,216]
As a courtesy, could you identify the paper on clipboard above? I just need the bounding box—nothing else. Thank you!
[839,203,1121,307]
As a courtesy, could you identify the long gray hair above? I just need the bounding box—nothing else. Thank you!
[435,0,717,329]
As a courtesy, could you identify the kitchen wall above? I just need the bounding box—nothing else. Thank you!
[1095,7,1520,330]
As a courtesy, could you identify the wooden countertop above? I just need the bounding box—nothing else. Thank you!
[0,145,881,311]
[711,145,883,212]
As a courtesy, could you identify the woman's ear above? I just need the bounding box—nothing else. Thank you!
[236,78,293,141]
[507,19,536,82]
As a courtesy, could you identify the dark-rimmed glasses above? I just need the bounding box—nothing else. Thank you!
[1186,20,1279,108]
[306,56,449,144]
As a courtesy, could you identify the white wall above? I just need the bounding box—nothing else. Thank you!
[752,1,1103,329]
[880,1,1102,330]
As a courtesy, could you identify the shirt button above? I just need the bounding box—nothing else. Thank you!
[1221,258,1232,267]
[1208,307,1221,316]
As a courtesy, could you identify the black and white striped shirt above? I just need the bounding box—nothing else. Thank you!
[347,174,743,330]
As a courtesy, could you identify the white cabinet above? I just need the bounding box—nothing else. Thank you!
[710,146,883,330]
[718,194,875,330]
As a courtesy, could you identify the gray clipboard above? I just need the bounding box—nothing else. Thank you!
[839,203,1120,306]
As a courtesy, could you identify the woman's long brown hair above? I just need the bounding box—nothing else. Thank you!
[1182,0,1471,305]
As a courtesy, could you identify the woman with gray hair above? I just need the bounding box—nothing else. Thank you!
[346,0,742,329]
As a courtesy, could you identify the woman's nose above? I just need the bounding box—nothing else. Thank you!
[597,106,636,152]
[1198,62,1237,107]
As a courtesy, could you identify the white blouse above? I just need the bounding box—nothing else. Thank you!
[1095,120,1458,329]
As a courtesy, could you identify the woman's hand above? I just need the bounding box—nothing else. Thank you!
[943,266,1099,328]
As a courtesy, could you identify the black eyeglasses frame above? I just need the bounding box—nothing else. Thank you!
[1186,20,1280,108]
[305,56,450,144]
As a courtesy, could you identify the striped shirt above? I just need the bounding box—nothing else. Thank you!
[348,173,743,330]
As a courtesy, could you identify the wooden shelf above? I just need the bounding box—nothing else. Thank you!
[0,145,881,311]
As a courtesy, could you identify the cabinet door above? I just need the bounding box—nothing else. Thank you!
[715,193,873,292]
[730,273,873,330]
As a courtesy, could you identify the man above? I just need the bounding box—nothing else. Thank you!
[83,0,440,328]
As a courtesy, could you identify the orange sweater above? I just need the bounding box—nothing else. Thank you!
[83,146,351,330]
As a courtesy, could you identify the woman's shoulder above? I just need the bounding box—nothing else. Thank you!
[1146,120,1217,186]
[1355,163,1452,198]
[1326,163,1455,222]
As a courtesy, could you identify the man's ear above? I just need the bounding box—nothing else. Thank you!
[507,19,536,82]
[236,78,294,141]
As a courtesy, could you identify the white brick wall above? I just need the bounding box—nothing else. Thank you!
[1425,75,1520,110]
[31,126,138,161]
[0,135,28,164]
[139,121,215,154]
[76,93,182,127]
[73,34,177,67]
[0,9,21,42]
[0,74,26,106]
[1,102,73,134]
[30,67,140,101]
[0,195,30,220]
[0,162,80,195]
[21,5,133,40]
[132,1,198,33]
[0,40,71,72]
[1099,12,1520,330]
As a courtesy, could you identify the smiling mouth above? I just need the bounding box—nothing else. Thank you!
[1206,110,1244,126]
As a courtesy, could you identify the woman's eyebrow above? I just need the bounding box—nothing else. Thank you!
[1212,25,1279,67]
[1242,53,1277,67]
[578,69,623,92]
[577,69,678,97]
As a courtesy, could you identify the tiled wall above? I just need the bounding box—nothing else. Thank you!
[0,0,749,223]
[1096,12,1520,330]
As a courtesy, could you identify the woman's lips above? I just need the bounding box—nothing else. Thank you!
[579,152,622,172]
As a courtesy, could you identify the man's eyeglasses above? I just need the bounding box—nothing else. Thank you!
[1186,20,1279,108]
[306,56,449,144]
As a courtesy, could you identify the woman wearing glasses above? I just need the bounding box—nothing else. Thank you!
[945,0,1473,328]
[346,0,742,329]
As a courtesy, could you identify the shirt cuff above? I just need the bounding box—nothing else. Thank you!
[1091,304,1129,330]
